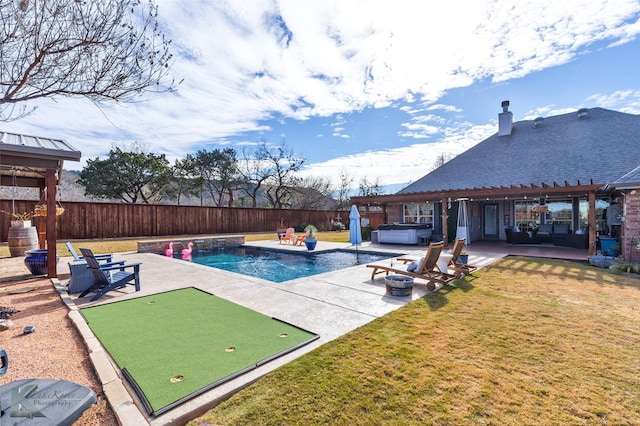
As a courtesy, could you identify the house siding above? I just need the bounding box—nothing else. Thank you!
[387,206,403,224]
[623,192,640,261]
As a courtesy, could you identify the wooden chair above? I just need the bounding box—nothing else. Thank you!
[78,248,142,302]
[294,229,312,246]
[366,241,457,291]
[279,227,296,244]
[447,238,478,278]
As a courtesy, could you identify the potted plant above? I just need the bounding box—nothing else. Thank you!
[304,225,318,250]
[33,204,65,217]
[2,209,33,228]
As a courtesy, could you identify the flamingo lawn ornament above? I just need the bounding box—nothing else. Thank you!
[182,242,193,256]
[165,242,174,257]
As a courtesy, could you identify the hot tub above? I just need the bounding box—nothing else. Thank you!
[377,223,432,245]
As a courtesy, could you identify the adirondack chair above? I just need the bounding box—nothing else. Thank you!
[279,227,296,244]
[66,242,115,294]
[78,248,142,301]
[66,242,113,262]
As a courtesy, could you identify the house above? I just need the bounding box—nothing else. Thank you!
[352,102,640,260]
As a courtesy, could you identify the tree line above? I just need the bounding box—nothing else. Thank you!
[0,0,392,212]
[77,141,385,210]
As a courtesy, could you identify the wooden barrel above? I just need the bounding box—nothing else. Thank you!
[8,226,39,257]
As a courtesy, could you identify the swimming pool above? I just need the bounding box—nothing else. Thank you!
[180,246,399,283]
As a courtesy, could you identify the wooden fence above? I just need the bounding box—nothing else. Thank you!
[1,200,385,242]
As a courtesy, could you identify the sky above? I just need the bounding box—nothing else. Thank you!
[3,0,640,194]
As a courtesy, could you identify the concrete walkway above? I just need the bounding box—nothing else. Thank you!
[48,240,502,425]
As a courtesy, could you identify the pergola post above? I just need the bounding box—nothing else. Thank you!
[441,197,448,248]
[46,169,58,278]
[588,190,597,256]
[38,186,46,249]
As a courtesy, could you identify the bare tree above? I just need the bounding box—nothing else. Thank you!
[291,176,335,210]
[0,0,178,121]
[335,168,354,211]
[358,176,383,197]
[236,143,273,208]
[262,142,305,209]
[433,152,454,170]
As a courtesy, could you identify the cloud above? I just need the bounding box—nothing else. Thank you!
[2,0,639,181]
[585,90,640,113]
[300,122,497,190]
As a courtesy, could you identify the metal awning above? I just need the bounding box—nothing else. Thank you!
[1,131,81,278]
[0,131,81,187]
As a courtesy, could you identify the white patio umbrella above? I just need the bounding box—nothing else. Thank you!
[455,199,470,245]
[349,205,362,246]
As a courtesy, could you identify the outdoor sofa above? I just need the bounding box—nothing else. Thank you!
[505,227,537,244]
[553,227,589,249]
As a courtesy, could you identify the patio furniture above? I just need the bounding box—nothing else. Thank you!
[78,248,142,302]
[366,241,457,291]
[447,238,478,278]
[534,224,553,243]
[279,228,296,245]
[384,275,414,296]
[550,223,570,245]
[68,261,97,293]
[294,234,306,246]
[66,242,113,262]
[555,228,589,249]
[66,242,114,293]
[505,227,534,244]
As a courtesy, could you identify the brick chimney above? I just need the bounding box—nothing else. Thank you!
[498,100,513,136]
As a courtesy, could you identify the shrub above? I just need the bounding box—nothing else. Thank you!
[332,221,346,231]
[609,261,640,275]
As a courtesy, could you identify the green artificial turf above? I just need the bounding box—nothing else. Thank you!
[81,287,318,416]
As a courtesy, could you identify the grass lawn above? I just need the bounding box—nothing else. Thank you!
[188,256,640,425]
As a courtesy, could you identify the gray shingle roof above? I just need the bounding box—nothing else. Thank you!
[398,107,640,194]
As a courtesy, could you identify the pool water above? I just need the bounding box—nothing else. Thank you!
[182,246,398,283]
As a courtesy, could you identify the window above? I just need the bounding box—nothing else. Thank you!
[403,203,434,224]
[546,199,573,231]
[579,199,610,234]
[514,200,541,232]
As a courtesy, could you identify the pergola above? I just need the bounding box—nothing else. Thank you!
[0,131,81,277]
[352,180,608,255]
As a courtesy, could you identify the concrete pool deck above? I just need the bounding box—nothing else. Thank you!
[56,241,504,425]
[53,240,505,425]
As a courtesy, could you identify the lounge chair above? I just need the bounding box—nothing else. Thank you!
[447,238,478,278]
[66,242,115,294]
[279,227,296,244]
[366,241,457,291]
[78,248,142,301]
